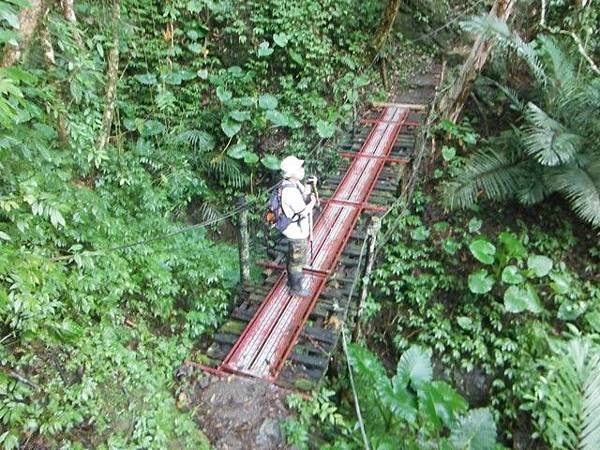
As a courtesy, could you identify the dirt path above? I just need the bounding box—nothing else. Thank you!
[177,365,293,450]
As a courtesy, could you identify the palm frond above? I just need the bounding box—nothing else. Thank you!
[523,103,583,166]
[545,156,600,228]
[537,35,576,89]
[444,148,526,209]
[460,15,546,83]
[516,168,549,205]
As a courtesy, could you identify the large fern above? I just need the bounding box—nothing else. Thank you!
[523,102,582,166]
[444,34,600,227]
[532,338,600,449]
[444,147,528,209]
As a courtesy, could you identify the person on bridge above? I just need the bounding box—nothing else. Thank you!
[279,156,317,298]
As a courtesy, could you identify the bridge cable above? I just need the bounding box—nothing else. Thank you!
[336,234,370,449]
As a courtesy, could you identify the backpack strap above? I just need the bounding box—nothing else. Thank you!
[279,180,305,222]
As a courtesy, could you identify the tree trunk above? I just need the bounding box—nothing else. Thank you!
[2,0,44,67]
[61,0,76,21]
[438,0,516,122]
[96,0,120,154]
[61,0,83,46]
[372,0,402,57]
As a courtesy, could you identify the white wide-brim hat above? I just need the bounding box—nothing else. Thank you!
[280,155,304,178]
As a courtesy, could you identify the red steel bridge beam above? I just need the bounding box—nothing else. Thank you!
[214,106,413,382]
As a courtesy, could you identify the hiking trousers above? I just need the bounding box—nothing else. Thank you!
[287,238,308,288]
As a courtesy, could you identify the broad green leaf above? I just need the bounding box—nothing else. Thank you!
[261,154,280,170]
[550,272,570,294]
[410,226,429,241]
[229,110,251,122]
[457,316,473,330]
[257,41,273,57]
[243,151,259,165]
[585,311,600,333]
[0,231,10,241]
[443,238,460,255]
[221,117,242,137]
[0,6,19,29]
[499,231,527,260]
[387,378,417,422]
[395,345,432,390]
[265,110,289,127]
[450,408,497,450]
[216,86,232,103]
[347,343,390,400]
[227,143,246,159]
[527,254,553,277]
[228,66,243,77]
[468,217,482,233]
[504,284,542,314]
[433,221,449,232]
[197,69,208,79]
[135,73,157,85]
[442,146,456,161]
[139,119,165,137]
[162,71,184,85]
[501,265,524,284]
[188,43,203,54]
[418,381,468,431]
[469,238,496,265]
[468,269,494,294]
[258,94,278,110]
[0,30,17,45]
[316,120,335,138]
[273,32,289,47]
[557,301,587,321]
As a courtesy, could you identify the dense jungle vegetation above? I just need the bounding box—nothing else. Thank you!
[0,0,598,449]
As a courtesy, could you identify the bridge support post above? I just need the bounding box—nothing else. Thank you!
[238,197,251,287]
[352,216,381,341]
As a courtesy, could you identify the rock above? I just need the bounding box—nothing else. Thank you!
[255,418,283,449]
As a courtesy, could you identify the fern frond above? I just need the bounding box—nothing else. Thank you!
[444,148,526,209]
[172,129,215,152]
[545,156,600,228]
[204,153,249,188]
[537,339,600,450]
[523,103,583,166]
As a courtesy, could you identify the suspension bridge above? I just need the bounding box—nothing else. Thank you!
[196,102,425,390]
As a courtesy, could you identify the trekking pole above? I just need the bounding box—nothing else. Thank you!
[308,210,314,264]
[308,178,319,265]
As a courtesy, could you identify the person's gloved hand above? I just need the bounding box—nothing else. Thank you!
[306,175,318,187]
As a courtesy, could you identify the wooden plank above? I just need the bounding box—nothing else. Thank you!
[372,101,427,110]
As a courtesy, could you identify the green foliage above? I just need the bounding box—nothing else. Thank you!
[444,36,600,227]
[526,336,600,450]
[371,189,600,444]
[343,344,497,449]
[283,388,350,450]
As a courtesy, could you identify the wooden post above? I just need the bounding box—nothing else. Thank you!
[352,216,381,341]
[238,197,250,287]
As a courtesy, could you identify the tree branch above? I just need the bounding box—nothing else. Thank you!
[556,29,600,76]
